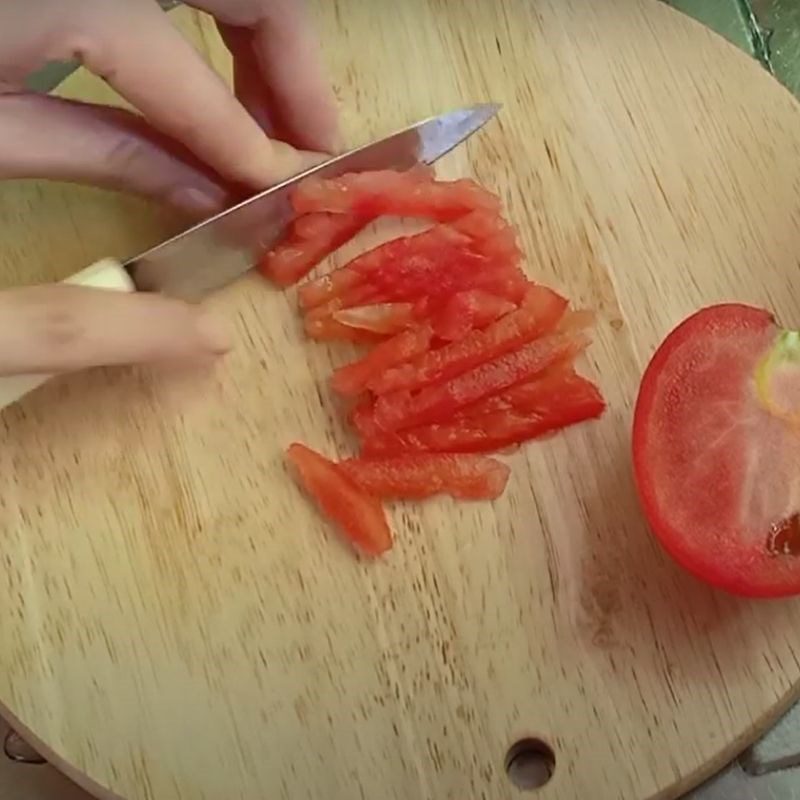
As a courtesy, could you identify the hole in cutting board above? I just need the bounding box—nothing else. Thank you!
[504,738,555,791]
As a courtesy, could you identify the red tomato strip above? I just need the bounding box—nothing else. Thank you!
[433,290,517,341]
[333,303,417,335]
[369,285,568,396]
[331,326,434,397]
[372,329,591,432]
[286,443,392,556]
[362,373,605,455]
[292,168,501,220]
[456,360,584,417]
[338,453,510,500]
[259,212,371,287]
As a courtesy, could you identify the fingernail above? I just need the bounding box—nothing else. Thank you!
[168,187,227,219]
[195,310,232,355]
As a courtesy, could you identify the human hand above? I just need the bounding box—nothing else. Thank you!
[0,0,340,380]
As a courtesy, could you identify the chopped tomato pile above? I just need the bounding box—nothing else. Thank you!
[261,167,606,557]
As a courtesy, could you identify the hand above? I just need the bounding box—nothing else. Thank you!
[0,0,340,380]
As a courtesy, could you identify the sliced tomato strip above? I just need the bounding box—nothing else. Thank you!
[333,303,416,335]
[298,268,366,311]
[286,443,392,556]
[292,168,501,220]
[457,360,582,417]
[331,325,434,396]
[372,329,590,432]
[369,285,568,395]
[338,453,510,500]
[304,314,384,344]
[433,290,517,341]
[259,212,371,287]
[362,373,605,455]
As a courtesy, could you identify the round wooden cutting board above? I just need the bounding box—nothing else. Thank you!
[3,2,800,798]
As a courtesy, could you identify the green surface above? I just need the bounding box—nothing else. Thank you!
[24,2,800,100]
[665,0,800,96]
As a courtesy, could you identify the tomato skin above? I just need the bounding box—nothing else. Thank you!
[259,212,370,287]
[286,443,392,556]
[630,302,800,598]
[338,453,511,500]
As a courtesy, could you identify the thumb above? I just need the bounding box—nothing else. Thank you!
[0,284,231,376]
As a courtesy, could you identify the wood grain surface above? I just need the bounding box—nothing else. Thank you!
[3,1,800,799]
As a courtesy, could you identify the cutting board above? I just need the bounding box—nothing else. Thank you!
[3,2,800,799]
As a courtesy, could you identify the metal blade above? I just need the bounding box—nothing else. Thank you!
[126,102,501,301]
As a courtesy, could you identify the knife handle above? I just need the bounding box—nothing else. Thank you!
[0,258,135,412]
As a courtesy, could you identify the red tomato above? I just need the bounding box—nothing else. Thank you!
[373,329,590,432]
[331,325,433,397]
[286,443,392,556]
[433,290,517,341]
[259,212,370,287]
[632,302,800,597]
[292,167,501,220]
[333,303,416,335]
[362,372,605,455]
[338,453,511,500]
[369,285,568,395]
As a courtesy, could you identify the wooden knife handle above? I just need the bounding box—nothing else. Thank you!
[0,258,135,412]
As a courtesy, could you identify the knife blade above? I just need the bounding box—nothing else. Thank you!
[0,102,500,411]
[127,101,501,301]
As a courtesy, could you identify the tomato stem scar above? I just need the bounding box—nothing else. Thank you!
[754,328,800,426]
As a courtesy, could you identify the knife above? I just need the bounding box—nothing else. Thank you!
[0,102,500,411]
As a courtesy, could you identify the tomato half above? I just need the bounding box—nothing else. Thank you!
[632,302,800,597]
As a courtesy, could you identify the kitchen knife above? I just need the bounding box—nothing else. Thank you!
[0,102,500,411]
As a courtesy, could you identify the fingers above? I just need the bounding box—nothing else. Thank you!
[0,285,231,376]
[67,0,324,187]
[0,93,233,218]
[188,0,341,153]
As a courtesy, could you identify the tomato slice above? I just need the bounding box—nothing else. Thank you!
[372,329,590,432]
[632,302,800,597]
[361,373,605,455]
[331,325,433,397]
[457,360,583,417]
[286,443,392,556]
[333,303,416,335]
[433,290,517,341]
[292,168,501,220]
[259,212,371,287]
[338,453,510,500]
[303,314,384,344]
[369,285,568,395]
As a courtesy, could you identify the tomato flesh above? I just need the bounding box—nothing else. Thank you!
[286,443,392,556]
[369,286,569,396]
[337,453,511,500]
[292,168,501,220]
[632,302,800,597]
[373,329,590,432]
[362,372,605,455]
[331,325,433,397]
[259,212,370,287]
